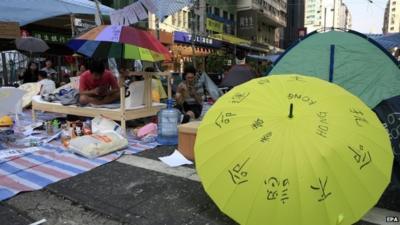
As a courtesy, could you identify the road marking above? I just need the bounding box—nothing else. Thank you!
[117,155,399,224]
[117,155,199,182]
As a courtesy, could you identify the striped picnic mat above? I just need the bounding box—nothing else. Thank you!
[0,136,159,201]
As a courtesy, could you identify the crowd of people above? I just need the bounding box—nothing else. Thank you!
[17,50,261,124]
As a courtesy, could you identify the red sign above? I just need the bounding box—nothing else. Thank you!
[298,28,307,38]
[20,29,29,37]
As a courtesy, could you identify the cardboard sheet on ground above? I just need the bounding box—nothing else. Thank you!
[0,87,26,117]
[159,149,193,167]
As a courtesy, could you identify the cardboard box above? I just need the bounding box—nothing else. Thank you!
[178,121,201,161]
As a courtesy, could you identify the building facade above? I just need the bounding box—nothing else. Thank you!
[304,0,325,32]
[206,0,237,35]
[304,0,351,32]
[383,0,400,33]
[284,0,305,48]
[338,2,351,29]
[236,0,287,48]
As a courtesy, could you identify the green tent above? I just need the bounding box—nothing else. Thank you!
[268,30,400,108]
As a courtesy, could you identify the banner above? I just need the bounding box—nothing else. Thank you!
[140,0,157,13]
[206,18,223,33]
[0,22,19,39]
[124,5,138,24]
[31,31,70,44]
[132,2,148,20]
[110,10,124,25]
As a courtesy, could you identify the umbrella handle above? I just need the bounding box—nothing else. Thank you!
[289,103,293,118]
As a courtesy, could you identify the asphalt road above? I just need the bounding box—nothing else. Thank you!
[1,145,399,225]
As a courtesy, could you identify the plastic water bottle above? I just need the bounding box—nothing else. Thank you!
[157,99,181,145]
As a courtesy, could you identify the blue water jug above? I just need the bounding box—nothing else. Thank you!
[157,99,181,145]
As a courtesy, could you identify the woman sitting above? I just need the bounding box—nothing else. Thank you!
[175,65,203,123]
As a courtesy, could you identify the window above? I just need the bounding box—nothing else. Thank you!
[230,13,234,21]
[172,13,177,25]
[223,11,228,19]
[392,7,396,11]
[391,27,395,30]
[183,11,188,28]
[196,15,200,32]
[178,11,182,27]
[206,4,212,14]
[188,11,192,29]
[214,7,220,17]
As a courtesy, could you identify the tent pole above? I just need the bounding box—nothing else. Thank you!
[70,14,76,37]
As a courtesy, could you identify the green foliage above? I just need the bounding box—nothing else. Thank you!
[205,51,230,73]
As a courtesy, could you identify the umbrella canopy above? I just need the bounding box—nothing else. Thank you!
[15,37,49,54]
[195,74,393,225]
[220,64,257,88]
[0,87,26,117]
[67,25,171,62]
[373,96,400,168]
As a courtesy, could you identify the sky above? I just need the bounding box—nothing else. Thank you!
[343,0,388,34]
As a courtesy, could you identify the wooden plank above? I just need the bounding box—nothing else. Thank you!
[32,101,122,120]
[167,75,172,99]
[32,101,166,122]
[119,75,126,134]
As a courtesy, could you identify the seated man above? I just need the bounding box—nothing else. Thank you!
[79,60,120,105]
[38,71,56,95]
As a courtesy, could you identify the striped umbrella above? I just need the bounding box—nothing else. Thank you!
[67,25,171,62]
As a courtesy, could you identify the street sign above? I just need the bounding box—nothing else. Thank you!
[0,22,20,39]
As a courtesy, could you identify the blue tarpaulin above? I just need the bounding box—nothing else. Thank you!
[0,0,114,26]
[370,33,400,50]
[247,54,280,63]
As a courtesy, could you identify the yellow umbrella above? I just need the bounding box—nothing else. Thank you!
[195,74,393,225]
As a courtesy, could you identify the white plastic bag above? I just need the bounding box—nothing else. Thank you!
[91,115,123,135]
[68,130,128,159]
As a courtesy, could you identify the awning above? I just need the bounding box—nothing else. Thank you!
[368,33,400,49]
[247,54,280,62]
[172,44,213,57]
[0,0,114,26]
[210,34,251,45]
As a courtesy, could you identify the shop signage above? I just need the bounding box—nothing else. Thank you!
[31,31,70,44]
[0,22,20,39]
[206,18,223,33]
[174,31,221,48]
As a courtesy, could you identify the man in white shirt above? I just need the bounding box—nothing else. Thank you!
[38,71,56,95]
[40,59,57,82]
